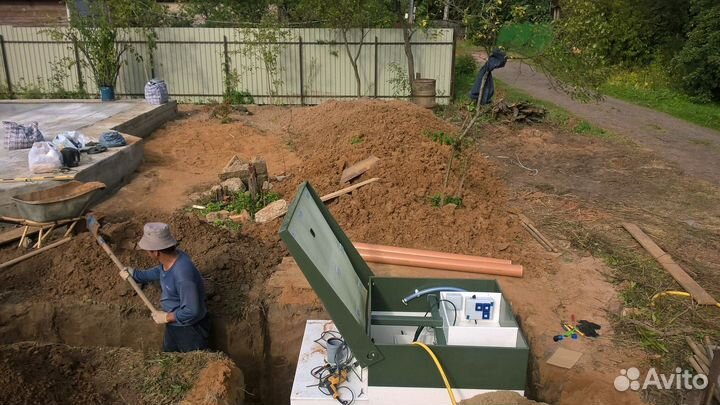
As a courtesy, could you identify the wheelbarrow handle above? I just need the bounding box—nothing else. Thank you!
[86,215,157,313]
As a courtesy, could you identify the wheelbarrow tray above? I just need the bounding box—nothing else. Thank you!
[11,181,106,223]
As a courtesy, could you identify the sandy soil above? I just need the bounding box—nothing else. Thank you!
[0,342,237,405]
[0,100,665,405]
[97,105,301,215]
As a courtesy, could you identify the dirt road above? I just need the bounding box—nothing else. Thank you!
[473,53,720,186]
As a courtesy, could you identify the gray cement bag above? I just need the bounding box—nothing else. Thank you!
[144,79,169,105]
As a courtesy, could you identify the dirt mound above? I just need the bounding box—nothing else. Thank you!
[0,212,283,314]
[274,99,521,257]
[100,105,301,215]
[0,341,229,405]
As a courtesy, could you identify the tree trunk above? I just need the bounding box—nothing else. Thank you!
[443,0,450,20]
[402,26,415,93]
[343,29,364,97]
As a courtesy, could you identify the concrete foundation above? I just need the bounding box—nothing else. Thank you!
[0,100,177,218]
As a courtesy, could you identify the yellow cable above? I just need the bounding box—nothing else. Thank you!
[651,290,720,309]
[412,341,457,405]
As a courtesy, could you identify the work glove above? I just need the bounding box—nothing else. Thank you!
[119,267,135,281]
[152,311,169,324]
[577,320,601,337]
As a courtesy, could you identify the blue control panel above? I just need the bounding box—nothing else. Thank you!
[464,297,495,321]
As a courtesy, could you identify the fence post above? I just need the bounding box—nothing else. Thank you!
[222,35,230,96]
[0,34,13,96]
[373,36,378,98]
[299,36,305,106]
[449,30,456,100]
[72,38,84,93]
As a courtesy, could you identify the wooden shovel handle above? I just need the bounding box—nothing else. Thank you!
[88,219,157,313]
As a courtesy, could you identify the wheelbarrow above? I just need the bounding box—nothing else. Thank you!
[1,181,106,249]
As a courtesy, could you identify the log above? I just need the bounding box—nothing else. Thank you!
[623,223,716,305]
[340,155,379,184]
[0,237,72,270]
[359,251,523,278]
[353,242,512,265]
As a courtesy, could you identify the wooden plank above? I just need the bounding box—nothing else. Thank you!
[260,178,380,224]
[321,177,379,202]
[623,223,717,305]
[0,226,41,246]
[340,155,379,184]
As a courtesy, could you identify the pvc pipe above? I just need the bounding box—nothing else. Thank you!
[402,286,468,304]
[359,251,524,278]
[353,242,512,265]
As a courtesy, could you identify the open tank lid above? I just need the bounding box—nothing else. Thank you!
[279,182,383,367]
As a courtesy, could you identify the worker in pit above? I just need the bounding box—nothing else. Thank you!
[120,222,209,352]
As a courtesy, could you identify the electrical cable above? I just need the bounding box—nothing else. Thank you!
[651,290,720,309]
[412,341,457,405]
[310,331,356,405]
[402,287,467,305]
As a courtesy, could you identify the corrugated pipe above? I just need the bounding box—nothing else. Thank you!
[402,287,468,305]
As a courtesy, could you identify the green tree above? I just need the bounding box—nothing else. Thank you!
[672,0,720,101]
[537,0,612,100]
[177,0,269,27]
[48,0,165,94]
[297,0,390,97]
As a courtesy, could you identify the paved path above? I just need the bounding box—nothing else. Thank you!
[474,53,720,186]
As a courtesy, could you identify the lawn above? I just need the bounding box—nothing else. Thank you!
[602,77,720,132]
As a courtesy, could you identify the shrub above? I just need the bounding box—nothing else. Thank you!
[454,55,478,76]
[672,2,720,102]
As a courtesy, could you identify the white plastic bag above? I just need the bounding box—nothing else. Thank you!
[28,142,63,173]
[52,131,93,149]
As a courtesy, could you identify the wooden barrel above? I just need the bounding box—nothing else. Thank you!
[411,79,436,108]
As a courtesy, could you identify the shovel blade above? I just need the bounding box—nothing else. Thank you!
[86,214,100,238]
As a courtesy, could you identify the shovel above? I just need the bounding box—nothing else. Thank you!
[86,214,157,313]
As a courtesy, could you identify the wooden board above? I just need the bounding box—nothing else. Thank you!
[340,155,379,184]
[0,227,40,246]
[546,347,583,369]
[623,223,717,305]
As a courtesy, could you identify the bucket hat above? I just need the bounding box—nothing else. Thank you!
[137,222,178,251]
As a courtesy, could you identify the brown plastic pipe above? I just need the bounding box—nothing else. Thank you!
[358,250,523,278]
[353,242,512,265]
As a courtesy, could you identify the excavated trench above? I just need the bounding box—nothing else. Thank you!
[0,212,310,405]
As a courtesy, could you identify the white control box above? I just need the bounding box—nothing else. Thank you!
[439,292,518,347]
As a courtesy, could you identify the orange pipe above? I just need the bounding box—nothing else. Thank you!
[353,242,512,265]
[359,251,524,278]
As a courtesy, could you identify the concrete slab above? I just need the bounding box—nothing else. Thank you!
[0,100,177,218]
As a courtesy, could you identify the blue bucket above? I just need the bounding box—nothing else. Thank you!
[100,86,115,102]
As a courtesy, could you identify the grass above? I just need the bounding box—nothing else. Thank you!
[602,79,720,133]
[197,189,280,229]
[494,79,623,141]
[447,40,619,142]
[553,220,720,377]
[430,193,462,207]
